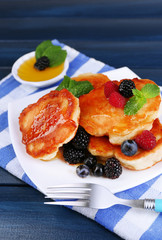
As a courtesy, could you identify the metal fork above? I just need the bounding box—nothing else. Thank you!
[44,183,162,212]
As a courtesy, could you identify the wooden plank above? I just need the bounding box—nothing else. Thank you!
[0,186,122,240]
[0,40,162,67]
[0,68,11,80]
[0,186,43,201]
[0,18,162,41]
[0,0,162,18]
[0,168,26,185]
[132,68,162,85]
[0,39,162,85]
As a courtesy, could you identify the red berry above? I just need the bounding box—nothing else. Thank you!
[135,130,156,150]
[109,92,126,108]
[104,81,119,98]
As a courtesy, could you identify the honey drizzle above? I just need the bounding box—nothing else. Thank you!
[18,57,64,82]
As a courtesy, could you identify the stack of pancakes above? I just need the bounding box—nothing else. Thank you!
[74,73,162,170]
[19,73,162,170]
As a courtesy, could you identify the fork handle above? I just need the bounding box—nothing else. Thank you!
[155,199,162,212]
[144,199,162,212]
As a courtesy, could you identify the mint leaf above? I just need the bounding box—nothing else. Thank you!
[124,95,147,115]
[43,46,67,67]
[56,75,71,91]
[56,75,94,98]
[132,88,144,98]
[35,40,53,60]
[141,83,160,98]
[68,80,94,98]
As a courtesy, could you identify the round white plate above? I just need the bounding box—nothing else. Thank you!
[11,51,69,88]
[8,67,162,194]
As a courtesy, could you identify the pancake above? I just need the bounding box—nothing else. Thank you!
[88,135,114,158]
[19,89,80,160]
[79,78,161,144]
[88,118,162,170]
[72,73,110,89]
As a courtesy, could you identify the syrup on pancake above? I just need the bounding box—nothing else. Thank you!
[19,89,80,160]
[79,78,161,144]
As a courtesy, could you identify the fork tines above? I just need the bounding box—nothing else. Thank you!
[44,183,91,207]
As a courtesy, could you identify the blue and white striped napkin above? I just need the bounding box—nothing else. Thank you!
[0,39,162,240]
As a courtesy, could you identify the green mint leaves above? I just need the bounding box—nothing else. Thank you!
[124,95,147,115]
[141,84,160,98]
[124,83,160,115]
[35,40,67,67]
[56,75,94,98]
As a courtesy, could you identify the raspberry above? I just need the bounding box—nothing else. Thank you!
[135,130,156,150]
[63,144,85,164]
[34,56,50,71]
[119,79,136,98]
[104,157,122,179]
[104,81,119,98]
[71,126,89,149]
[109,92,126,108]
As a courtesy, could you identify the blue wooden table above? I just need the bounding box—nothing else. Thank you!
[0,1,162,239]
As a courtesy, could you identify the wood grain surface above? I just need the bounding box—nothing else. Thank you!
[0,0,162,239]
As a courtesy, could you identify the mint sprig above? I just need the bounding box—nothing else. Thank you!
[124,83,160,115]
[56,75,94,98]
[141,83,160,98]
[35,40,53,60]
[124,95,147,115]
[35,40,67,67]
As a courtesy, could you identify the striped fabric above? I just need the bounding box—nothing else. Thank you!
[0,39,162,240]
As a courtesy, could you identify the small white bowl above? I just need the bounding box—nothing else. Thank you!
[11,51,69,88]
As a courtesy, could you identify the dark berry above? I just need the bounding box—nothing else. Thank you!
[63,144,85,164]
[84,154,97,169]
[92,163,104,177]
[71,126,89,149]
[135,130,156,150]
[121,140,138,156]
[34,56,50,71]
[76,165,90,178]
[104,157,122,179]
[119,79,136,98]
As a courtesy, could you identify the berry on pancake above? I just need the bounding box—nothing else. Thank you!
[135,130,156,150]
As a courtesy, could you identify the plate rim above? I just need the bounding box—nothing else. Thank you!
[8,67,162,194]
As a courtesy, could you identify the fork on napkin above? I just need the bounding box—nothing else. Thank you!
[44,183,162,212]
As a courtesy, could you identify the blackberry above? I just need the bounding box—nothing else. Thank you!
[34,56,50,71]
[83,153,97,169]
[63,144,85,164]
[76,165,90,178]
[92,163,104,177]
[71,126,89,149]
[119,79,136,98]
[104,157,122,179]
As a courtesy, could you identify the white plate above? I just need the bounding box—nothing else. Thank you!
[8,67,162,194]
[11,51,69,88]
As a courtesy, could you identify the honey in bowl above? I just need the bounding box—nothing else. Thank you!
[18,56,65,82]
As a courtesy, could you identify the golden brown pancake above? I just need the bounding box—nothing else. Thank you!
[19,89,80,160]
[79,78,161,144]
[88,119,162,170]
[72,73,110,89]
[88,136,114,158]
